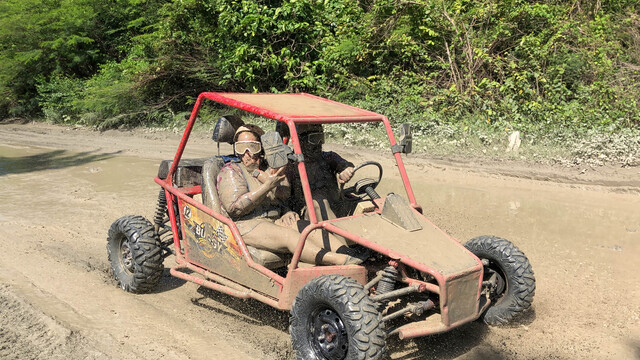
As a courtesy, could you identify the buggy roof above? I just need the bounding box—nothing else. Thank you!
[201,92,385,123]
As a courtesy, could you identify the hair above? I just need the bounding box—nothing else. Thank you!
[233,124,265,142]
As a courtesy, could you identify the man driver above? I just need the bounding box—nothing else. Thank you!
[289,124,355,221]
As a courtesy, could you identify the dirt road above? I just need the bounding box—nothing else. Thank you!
[1,122,639,359]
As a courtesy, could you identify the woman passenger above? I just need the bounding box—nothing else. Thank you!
[216,124,362,265]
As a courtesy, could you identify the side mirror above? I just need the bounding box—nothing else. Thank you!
[212,115,244,144]
[398,123,412,154]
[261,131,295,169]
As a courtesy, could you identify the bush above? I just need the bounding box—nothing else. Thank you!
[4,0,640,137]
[36,76,84,124]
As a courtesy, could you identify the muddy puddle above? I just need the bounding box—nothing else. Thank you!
[1,144,159,194]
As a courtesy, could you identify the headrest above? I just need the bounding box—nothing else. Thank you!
[212,115,244,144]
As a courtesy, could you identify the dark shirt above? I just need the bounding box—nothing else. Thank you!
[289,151,354,215]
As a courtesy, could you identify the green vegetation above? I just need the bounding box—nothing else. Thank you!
[1,0,638,165]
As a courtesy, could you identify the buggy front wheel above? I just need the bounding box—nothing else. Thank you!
[465,235,535,325]
[290,275,386,360]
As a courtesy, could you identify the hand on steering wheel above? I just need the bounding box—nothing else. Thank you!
[339,161,383,200]
[337,167,355,184]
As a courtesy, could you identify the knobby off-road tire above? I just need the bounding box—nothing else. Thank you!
[290,275,386,360]
[465,236,535,326]
[107,215,164,293]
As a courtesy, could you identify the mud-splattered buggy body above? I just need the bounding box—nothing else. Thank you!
[107,93,535,360]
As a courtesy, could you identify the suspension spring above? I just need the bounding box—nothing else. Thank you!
[376,266,398,298]
[154,188,175,258]
[154,188,168,227]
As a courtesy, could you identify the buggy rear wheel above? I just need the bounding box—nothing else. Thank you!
[465,235,535,325]
[107,215,164,293]
[290,275,386,360]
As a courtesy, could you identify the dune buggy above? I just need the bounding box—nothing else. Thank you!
[107,93,535,360]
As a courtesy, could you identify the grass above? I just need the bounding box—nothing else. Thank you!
[36,103,639,169]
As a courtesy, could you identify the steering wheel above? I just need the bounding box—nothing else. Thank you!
[339,161,383,200]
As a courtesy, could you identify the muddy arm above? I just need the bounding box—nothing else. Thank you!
[218,165,282,218]
[271,171,291,200]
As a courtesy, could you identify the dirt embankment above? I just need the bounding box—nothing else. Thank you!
[1,122,639,359]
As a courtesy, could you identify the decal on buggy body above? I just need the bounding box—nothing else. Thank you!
[182,203,241,260]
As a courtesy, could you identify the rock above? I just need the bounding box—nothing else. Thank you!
[507,131,521,152]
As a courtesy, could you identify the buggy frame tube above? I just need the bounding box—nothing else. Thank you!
[170,263,281,308]
[287,221,324,272]
[380,116,419,210]
[170,265,251,299]
[166,94,205,181]
[286,120,318,224]
[164,188,181,253]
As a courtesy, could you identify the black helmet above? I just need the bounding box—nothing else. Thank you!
[296,123,323,136]
[297,124,325,148]
[275,123,323,140]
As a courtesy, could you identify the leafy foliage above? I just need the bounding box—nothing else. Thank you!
[0,0,638,138]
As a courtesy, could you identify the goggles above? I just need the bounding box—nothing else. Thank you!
[234,141,262,156]
[302,132,325,145]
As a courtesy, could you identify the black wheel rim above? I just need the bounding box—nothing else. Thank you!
[119,236,134,274]
[484,260,508,304]
[309,306,348,360]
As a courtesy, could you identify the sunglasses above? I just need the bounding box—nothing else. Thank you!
[234,141,262,156]
[302,132,324,145]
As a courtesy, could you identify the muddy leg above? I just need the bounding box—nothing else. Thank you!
[241,221,350,265]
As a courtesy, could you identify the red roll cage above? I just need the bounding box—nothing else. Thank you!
[165,92,420,223]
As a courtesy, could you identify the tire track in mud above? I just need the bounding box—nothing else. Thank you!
[35,233,294,360]
[21,224,295,360]
[0,224,263,360]
[49,240,296,360]
[188,286,294,359]
[0,283,104,360]
[0,204,290,359]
